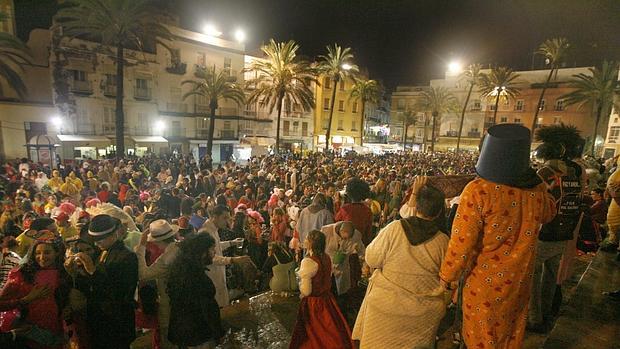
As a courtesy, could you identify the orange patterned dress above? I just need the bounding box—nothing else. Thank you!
[439,178,556,349]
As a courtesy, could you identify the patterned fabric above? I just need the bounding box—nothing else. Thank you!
[439,178,556,349]
[0,252,20,290]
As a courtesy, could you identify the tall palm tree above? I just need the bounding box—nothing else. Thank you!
[349,78,381,146]
[182,66,244,158]
[418,86,458,153]
[0,11,31,99]
[456,63,482,153]
[401,109,418,151]
[479,67,521,126]
[318,44,359,151]
[561,61,620,155]
[531,38,570,135]
[56,0,173,158]
[245,40,316,154]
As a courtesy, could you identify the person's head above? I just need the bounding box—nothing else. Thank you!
[273,207,285,218]
[210,204,231,230]
[304,230,326,256]
[337,221,355,240]
[88,214,123,250]
[176,233,216,269]
[310,192,326,209]
[196,207,205,218]
[323,182,336,197]
[20,238,65,283]
[591,188,604,201]
[31,217,57,235]
[303,185,312,196]
[415,185,445,220]
[345,177,370,202]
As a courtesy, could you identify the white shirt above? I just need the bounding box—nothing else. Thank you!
[200,220,232,307]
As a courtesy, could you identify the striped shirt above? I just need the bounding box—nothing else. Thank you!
[0,252,21,289]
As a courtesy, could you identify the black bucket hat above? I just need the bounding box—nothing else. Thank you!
[88,214,121,241]
[476,124,538,188]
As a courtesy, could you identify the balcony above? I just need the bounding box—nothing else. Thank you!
[165,127,186,138]
[70,80,93,94]
[166,103,188,113]
[166,62,187,75]
[103,84,116,97]
[195,129,209,139]
[219,130,236,139]
[134,87,151,100]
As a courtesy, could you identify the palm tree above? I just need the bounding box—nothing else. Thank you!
[245,40,316,154]
[349,78,381,146]
[479,67,521,126]
[418,86,458,153]
[401,110,418,151]
[56,0,173,158]
[318,44,359,151]
[456,63,482,153]
[561,61,620,155]
[0,11,31,99]
[531,38,570,135]
[182,66,244,158]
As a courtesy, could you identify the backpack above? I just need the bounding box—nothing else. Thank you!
[539,160,583,242]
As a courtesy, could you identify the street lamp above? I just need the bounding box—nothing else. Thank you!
[448,60,462,75]
[234,29,246,43]
[154,120,166,133]
[51,116,62,128]
[203,23,222,37]
[342,63,353,71]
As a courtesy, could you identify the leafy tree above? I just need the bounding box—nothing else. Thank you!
[0,12,31,100]
[479,67,521,126]
[418,86,458,153]
[456,63,482,152]
[349,78,381,146]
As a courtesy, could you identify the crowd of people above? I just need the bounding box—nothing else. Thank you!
[0,123,617,349]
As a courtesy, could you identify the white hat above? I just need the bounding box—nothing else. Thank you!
[148,219,179,242]
[285,189,293,197]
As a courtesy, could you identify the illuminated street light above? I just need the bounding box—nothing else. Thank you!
[203,23,222,37]
[51,116,62,127]
[448,60,462,74]
[155,120,166,132]
[234,29,246,43]
[342,63,353,70]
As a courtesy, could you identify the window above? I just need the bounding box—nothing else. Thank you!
[489,104,496,111]
[105,74,116,86]
[302,122,308,136]
[352,120,357,131]
[397,99,405,110]
[555,99,564,111]
[539,99,546,111]
[72,70,87,81]
[615,118,619,123]
[609,126,620,143]
[553,116,561,124]
[338,100,344,112]
[136,78,148,89]
[323,98,330,110]
[515,100,524,111]
[339,80,345,91]
[471,100,481,111]
[197,117,209,129]
[224,57,231,70]
[352,102,358,113]
[223,121,231,130]
[283,120,290,136]
[292,121,299,132]
[514,117,521,124]
[500,116,508,123]
[337,119,344,130]
[322,118,329,130]
[170,87,181,102]
[103,106,115,132]
[196,52,206,66]
[169,49,181,66]
[324,77,331,88]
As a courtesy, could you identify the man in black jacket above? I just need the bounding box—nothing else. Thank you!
[74,214,139,349]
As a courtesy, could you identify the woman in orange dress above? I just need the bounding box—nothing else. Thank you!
[439,124,557,349]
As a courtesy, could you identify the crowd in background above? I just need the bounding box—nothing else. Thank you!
[0,131,617,349]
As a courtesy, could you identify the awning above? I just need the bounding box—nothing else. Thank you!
[132,136,168,143]
[57,135,110,142]
[189,139,240,145]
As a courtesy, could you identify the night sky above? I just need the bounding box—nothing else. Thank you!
[14,0,620,90]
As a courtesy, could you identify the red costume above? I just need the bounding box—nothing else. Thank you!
[335,203,373,246]
[289,254,353,349]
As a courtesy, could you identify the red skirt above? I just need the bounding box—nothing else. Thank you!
[289,293,354,349]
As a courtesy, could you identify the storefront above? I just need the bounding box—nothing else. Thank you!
[131,136,169,156]
[57,135,112,160]
[25,135,59,168]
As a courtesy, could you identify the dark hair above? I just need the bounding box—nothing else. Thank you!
[415,185,445,218]
[345,177,370,202]
[592,188,604,196]
[211,204,230,217]
[31,217,55,231]
[180,197,194,215]
[167,234,216,299]
[307,230,326,256]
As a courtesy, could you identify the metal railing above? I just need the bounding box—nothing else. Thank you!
[166,103,188,113]
[103,84,116,97]
[70,80,93,94]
